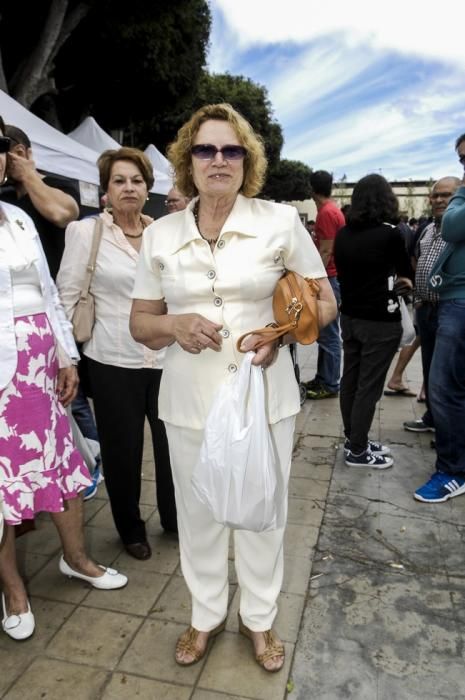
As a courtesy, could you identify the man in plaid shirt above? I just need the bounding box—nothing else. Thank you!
[403,176,461,433]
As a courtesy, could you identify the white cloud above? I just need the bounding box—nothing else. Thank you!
[207,1,465,180]
[284,88,464,180]
[211,0,465,67]
[266,42,372,121]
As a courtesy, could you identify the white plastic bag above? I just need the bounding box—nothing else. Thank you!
[398,297,416,347]
[192,352,279,532]
[66,406,98,473]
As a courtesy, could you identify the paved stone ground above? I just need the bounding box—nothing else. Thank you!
[1,344,464,699]
[292,346,465,700]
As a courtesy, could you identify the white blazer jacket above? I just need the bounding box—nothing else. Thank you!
[133,194,327,429]
[0,201,79,390]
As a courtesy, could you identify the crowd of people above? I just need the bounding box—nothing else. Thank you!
[303,152,465,504]
[0,104,464,673]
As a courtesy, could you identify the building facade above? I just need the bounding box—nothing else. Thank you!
[289,179,434,224]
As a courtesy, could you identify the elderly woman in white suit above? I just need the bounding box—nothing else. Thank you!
[0,115,127,643]
[130,103,337,671]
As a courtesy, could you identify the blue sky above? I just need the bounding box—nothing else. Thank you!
[207,1,465,182]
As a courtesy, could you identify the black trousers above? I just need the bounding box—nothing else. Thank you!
[340,316,402,454]
[87,358,177,544]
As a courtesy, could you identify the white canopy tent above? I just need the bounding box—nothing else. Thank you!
[0,92,173,200]
[68,116,120,153]
[144,144,173,195]
[68,117,173,195]
[0,89,100,186]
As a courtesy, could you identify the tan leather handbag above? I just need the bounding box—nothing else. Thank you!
[71,218,103,343]
[237,271,320,351]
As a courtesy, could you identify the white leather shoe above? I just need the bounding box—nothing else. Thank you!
[59,556,128,590]
[1,593,35,641]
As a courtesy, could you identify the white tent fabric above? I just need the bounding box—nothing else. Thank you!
[144,144,173,195]
[0,90,173,196]
[67,117,173,195]
[68,116,120,153]
[0,89,100,185]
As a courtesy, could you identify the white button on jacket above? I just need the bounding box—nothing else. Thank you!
[133,194,326,430]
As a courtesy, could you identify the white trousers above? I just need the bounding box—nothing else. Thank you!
[165,416,295,632]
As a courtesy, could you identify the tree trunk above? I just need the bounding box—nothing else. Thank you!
[0,47,8,94]
[0,13,9,93]
[10,0,90,109]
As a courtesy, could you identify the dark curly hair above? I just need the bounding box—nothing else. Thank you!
[347,174,399,229]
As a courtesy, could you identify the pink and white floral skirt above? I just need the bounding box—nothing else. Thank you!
[0,313,92,525]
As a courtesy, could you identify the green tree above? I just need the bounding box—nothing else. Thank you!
[0,0,211,139]
[263,159,313,201]
[0,0,93,109]
[56,0,211,138]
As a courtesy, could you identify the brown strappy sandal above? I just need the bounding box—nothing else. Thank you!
[238,613,285,673]
[175,620,226,666]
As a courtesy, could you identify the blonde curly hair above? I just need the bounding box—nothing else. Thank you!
[167,103,267,198]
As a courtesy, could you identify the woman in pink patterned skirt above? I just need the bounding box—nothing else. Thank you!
[0,116,127,642]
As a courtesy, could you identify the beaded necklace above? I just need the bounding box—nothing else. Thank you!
[193,200,219,246]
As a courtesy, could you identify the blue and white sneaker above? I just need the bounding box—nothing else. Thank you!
[345,449,393,469]
[344,439,391,457]
[414,471,465,503]
[83,466,104,502]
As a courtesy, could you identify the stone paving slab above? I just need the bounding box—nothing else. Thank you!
[289,347,465,700]
[2,344,465,699]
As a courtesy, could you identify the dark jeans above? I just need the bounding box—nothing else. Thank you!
[87,358,177,543]
[429,300,465,475]
[72,385,99,442]
[340,316,402,454]
[315,276,341,393]
[415,303,438,428]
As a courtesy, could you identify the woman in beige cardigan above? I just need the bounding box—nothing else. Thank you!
[58,147,177,562]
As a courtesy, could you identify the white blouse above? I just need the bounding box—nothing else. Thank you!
[133,194,326,429]
[11,266,46,317]
[57,210,164,370]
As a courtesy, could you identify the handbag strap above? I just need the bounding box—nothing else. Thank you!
[236,273,320,352]
[236,322,294,352]
[78,217,104,301]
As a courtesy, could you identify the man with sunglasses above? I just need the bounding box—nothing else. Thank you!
[413,155,465,503]
[403,177,461,439]
[0,125,79,280]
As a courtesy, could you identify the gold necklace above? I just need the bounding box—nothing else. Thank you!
[193,201,219,245]
[119,217,145,239]
[124,230,143,239]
